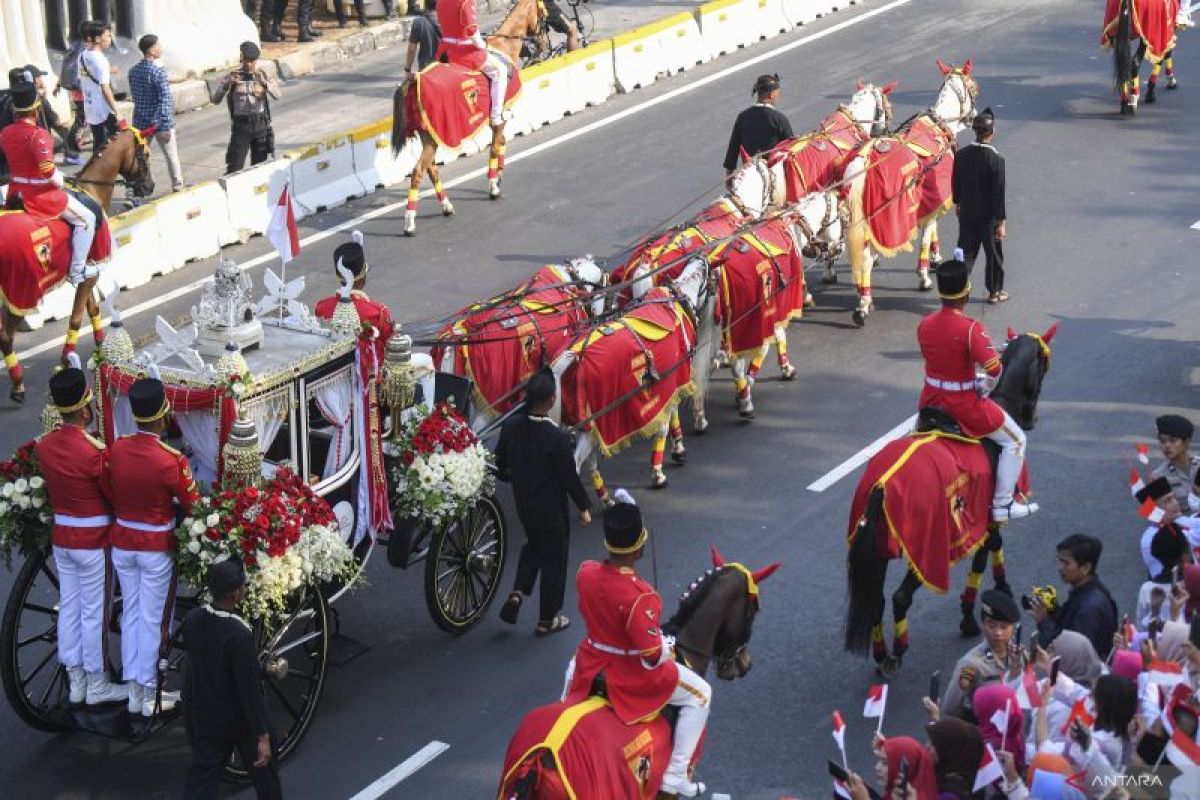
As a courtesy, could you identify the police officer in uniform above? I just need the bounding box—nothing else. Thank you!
[35,366,127,707]
[722,74,794,180]
[560,498,711,797]
[951,107,1007,303]
[213,42,280,174]
[1153,415,1200,512]
[107,378,200,717]
[940,589,1023,721]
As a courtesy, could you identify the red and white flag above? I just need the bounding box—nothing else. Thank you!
[1149,658,1188,690]
[1130,469,1146,498]
[832,710,846,753]
[833,778,852,799]
[972,744,1004,792]
[862,684,888,718]
[1136,443,1151,465]
[1016,665,1043,710]
[266,184,300,265]
[1139,497,1167,523]
[1060,699,1095,735]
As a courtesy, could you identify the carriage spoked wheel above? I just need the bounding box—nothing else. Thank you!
[0,548,71,732]
[225,585,330,780]
[424,495,507,634]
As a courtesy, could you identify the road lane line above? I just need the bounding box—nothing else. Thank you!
[348,740,450,800]
[1191,218,1200,230]
[806,414,916,492]
[16,0,912,363]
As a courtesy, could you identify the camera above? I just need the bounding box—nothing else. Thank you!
[240,69,254,83]
[1021,585,1058,613]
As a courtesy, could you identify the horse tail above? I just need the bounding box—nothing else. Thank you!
[1114,0,1133,94]
[844,486,888,654]
[391,83,408,158]
[843,164,869,287]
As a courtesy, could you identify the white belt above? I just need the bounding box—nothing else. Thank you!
[116,518,174,532]
[54,513,112,527]
[924,376,975,392]
[441,35,473,44]
[587,638,643,657]
[10,176,51,185]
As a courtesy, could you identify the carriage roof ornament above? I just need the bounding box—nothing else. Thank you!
[99,291,135,364]
[328,261,362,336]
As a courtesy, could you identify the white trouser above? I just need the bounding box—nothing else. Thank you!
[986,408,1027,508]
[59,193,97,276]
[154,129,184,191]
[52,546,110,673]
[111,549,176,687]
[665,661,711,780]
[480,53,508,124]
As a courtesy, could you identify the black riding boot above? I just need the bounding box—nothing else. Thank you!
[260,4,284,41]
[336,0,369,26]
[382,0,397,19]
[298,0,322,41]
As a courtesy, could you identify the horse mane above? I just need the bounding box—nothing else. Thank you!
[75,128,128,177]
[662,566,733,636]
[490,0,534,36]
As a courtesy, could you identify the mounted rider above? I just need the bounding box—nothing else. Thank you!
[917,255,1037,522]
[314,230,395,364]
[562,496,711,798]
[0,71,99,287]
[436,0,510,127]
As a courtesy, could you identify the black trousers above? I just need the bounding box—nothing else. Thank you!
[513,524,570,622]
[260,0,287,26]
[89,114,118,157]
[957,220,1005,295]
[334,0,367,24]
[182,736,283,800]
[225,116,273,174]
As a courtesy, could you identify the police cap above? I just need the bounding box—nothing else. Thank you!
[979,589,1020,623]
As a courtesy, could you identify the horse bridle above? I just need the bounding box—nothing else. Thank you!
[71,132,154,196]
[789,191,839,245]
[942,72,980,125]
[673,567,759,678]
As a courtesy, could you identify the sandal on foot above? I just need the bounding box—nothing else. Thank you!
[499,592,523,625]
[535,614,571,637]
[995,291,1009,303]
[986,293,1000,305]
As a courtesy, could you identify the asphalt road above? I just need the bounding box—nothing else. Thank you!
[1,0,1199,797]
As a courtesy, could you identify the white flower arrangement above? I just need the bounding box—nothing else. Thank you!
[390,402,494,528]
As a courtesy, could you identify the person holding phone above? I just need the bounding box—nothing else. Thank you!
[870,736,938,800]
[942,589,1023,720]
[212,42,280,174]
[925,719,983,799]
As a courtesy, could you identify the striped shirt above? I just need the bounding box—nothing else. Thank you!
[128,58,175,131]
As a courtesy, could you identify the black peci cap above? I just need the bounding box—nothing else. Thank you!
[972,107,995,135]
[1157,414,1195,441]
[129,378,169,423]
[49,368,91,413]
[207,558,246,596]
[604,502,647,555]
[524,367,555,406]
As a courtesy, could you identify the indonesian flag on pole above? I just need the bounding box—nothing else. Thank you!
[1137,443,1151,465]
[1149,658,1188,690]
[1015,665,1043,710]
[266,184,300,265]
[1060,699,1095,736]
[862,684,888,718]
[1130,469,1146,498]
[832,710,846,752]
[972,744,1004,792]
[1140,499,1167,524]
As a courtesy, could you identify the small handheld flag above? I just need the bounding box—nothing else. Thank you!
[972,744,1004,792]
[832,711,847,768]
[991,698,1012,752]
[863,684,888,734]
[1060,699,1095,736]
[1130,469,1146,498]
[1137,443,1151,465]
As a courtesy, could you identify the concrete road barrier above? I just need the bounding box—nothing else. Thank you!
[222,158,297,240]
[696,0,756,56]
[612,23,667,93]
[289,135,369,214]
[105,204,164,291]
[656,12,712,76]
[153,181,238,271]
[559,40,617,114]
[350,119,418,190]
[512,58,574,131]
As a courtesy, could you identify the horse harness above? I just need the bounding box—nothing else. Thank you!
[674,564,761,678]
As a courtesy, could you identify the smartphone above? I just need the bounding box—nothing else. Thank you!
[1014,622,1023,648]
[1049,655,1061,686]
[897,757,910,797]
[928,670,941,704]
[1175,565,1183,585]
[1028,630,1039,655]
[828,760,850,782]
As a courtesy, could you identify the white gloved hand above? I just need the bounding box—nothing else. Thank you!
[49,169,65,189]
[83,262,100,281]
[976,374,998,397]
[471,31,487,50]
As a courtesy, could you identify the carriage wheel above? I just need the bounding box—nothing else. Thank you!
[424,495,506,634]
[225,586,329,780]
[1,548,71,732]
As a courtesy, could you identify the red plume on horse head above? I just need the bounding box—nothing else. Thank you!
[881,80,899,95]
[1042,323,1058,344]
[1006,326,1018,341]
[709,546,781,584]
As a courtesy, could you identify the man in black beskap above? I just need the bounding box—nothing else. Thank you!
[1030,533,1119,660]
[951,106,1008,304]
[181,559,282,800]
[722,73,793,181]
[495,367,592,636]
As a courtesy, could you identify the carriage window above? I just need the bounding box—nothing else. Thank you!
[305,366,357,486]
[239,385,296,477]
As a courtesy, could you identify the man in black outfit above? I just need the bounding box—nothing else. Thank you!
[722,73,793,181]
[258,0,289,42]
[1030,533,1119,660]
[951,106,1008,304]
[495,368,592,636]
[182,559,282,800]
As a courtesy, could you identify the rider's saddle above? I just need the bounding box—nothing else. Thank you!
[588,671,681,730]
[915,405,1000,473]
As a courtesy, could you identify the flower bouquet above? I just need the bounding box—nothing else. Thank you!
[0,441,51,568]
[175,467,357,621]
[389,402,494,529]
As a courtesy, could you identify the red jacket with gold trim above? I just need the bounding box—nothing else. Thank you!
[105,432,198,552]
[0,119,69,220]
[35,424,112,549]
[315,291,395,366]
[917,306,1005,437]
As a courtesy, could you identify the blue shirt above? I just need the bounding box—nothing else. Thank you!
[128,58,174,131]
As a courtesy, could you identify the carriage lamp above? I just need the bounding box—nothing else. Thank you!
[99,316,135,365]
[381,330,415,421]
[221,416,263,491]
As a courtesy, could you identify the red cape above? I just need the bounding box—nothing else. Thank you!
[561,288,695,456]
[610,200,746,292]
[848,137,921,257]
[713,217,805,358]
[404,61,522,149]
[0,209,111,316]
[498,697,671,800]
[898,115,956,224]
[769,108,868,201]
[1102,0,1179,62]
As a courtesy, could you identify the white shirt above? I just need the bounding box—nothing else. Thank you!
[79,48,112,126]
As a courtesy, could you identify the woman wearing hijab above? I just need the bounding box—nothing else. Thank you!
[925,719,981,799]
[871,736,939,800]
[972,684,1026,776]
[1048,630,1105,687]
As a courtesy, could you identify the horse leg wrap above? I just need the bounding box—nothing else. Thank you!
[892,617,909,660]
[487,155,499,181]
[650,440,668,487]
[405,187,419,213]
[746,354,764,385]
[918,240,931,269]
[989,544,1009,593]
[90,314,105,345]
[63,330,79,361]
[960,570,983,608]
[5,353,23,386]
[434,182,454,216]
[734,377,754,417]
[871,624,887,664]
[591,470,611,506]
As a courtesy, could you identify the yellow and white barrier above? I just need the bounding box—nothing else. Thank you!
[512,58,574,131]
[655,12,712,77]
[612,22,667,93]
[558,40,617,114]
[25,283,75,330]
[350,119,418,190]
[780,0,826,26]
[222,157,297,240]
[695,0,756,56]
[153,180,237,271]
[747,0,794,40]
[105,204,164,290]
[288,135,368,214]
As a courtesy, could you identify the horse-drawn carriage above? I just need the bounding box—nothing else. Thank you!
[0,258,507,773]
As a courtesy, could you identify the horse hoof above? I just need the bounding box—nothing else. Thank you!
[404,228,416,238]
[650,475,668,490]
[803,293,816,308]
[960,615,981,638]
[670,449,687,464]
[917,277,932,292]
[779,364,797,381]
[692,422,707,435]
[876,655,902,681]
[738,406,755,420]
[821,271,838,285]
[9,388,25,405]
[852,309,866,328]
[441,204,455,217]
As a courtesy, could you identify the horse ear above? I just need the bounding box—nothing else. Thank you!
[1005,326,1018,341]
[710,545,725,568]
[1042,323,1058,344]
[881,80,899,95]
[855,79,865,91]
[961,59,973,76]
[751,563,781,583]
[936,59,952,76]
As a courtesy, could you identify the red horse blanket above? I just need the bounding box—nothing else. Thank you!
[849,137,921,257]
[0,210,111,316]
[898,115,956,224]
[769,108,868,201]
[611,199,746,291]
[712,218,805,358]
[1102,0,1179,63]
[561,288,695,456]
[404,61,522,149]
[498,697,671,800]
[431,266,589,416]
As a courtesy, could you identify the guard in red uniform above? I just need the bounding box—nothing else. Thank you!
[436,0,509,126]
[916,255,1036,521]
[562,497,711,798]
[35,366,127,707]
[106,378,199,717]
[0,74,98,285]
[315,230,395,364]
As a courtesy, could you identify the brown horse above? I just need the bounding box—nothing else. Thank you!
[391,0,545,236]
[0,127,154,402]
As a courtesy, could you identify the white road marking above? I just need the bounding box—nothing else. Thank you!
[805,414,916,492]
[16,0,912,363]
[1190,218,1200,230]
[348,740,450,800]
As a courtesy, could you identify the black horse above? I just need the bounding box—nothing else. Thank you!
[843,325,1057,677]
